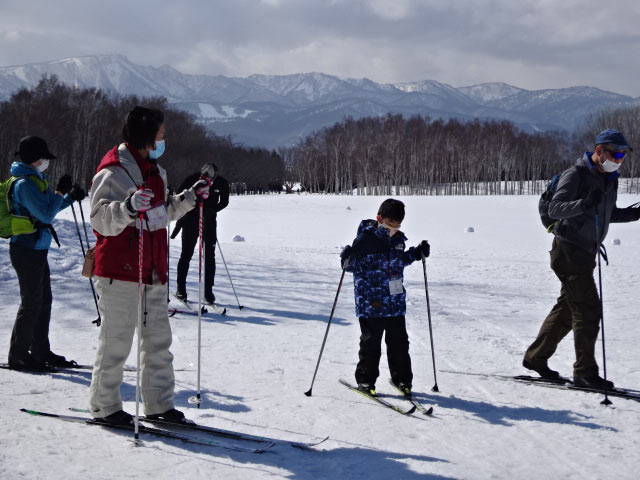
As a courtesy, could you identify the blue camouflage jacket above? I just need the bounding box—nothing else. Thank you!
[344,219,420,318]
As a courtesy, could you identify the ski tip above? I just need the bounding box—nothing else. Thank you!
[423,406,434,416]
[405,406,417,415]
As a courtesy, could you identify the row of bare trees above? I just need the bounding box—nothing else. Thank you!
[283,111,640,195]
[0,76,285,192]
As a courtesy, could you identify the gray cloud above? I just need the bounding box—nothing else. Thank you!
[0,0,639,96]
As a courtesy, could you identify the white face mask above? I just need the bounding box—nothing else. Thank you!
[601,159,621,173]
[36,159,49,172]
[380,222,400,237]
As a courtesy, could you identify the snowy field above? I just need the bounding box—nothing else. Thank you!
[2,193,640,480]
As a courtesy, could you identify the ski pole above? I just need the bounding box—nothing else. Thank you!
[595,213,612,406]
[134,213,145,441]
[304,259,349,397]
[71,202,102,327]
[422,254,439,392]
[216,240,244,309]
[196,201,204,408]
[167,223,171,303]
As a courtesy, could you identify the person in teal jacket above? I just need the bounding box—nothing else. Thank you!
[7,136,84,370]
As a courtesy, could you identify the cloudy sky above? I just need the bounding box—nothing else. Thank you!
[1,0,639,96]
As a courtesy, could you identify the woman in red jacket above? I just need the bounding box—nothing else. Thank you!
[88,106,209,426]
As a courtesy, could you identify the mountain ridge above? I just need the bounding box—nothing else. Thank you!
[1,54,637,147]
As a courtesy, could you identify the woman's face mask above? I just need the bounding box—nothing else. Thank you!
[36,159,50,172]
[149,139,165,159]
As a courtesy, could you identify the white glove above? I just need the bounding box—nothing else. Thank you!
[126,189,155,214]
[191,178,211,201]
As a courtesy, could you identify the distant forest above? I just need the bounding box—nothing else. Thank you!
[0,76,284,193]
[282,108,640,195]
[1,76,639,195]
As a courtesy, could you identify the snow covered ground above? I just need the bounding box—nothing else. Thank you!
[1,193,640,480]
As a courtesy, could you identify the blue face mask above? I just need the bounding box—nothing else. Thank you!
[149,139,165,159]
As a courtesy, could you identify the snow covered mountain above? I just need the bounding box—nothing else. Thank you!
[1,55,638,147]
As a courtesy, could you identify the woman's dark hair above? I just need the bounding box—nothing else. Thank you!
[122,106,164,149]
[377,198,405,222]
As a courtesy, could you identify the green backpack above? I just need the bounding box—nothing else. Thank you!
[0,175,48,238]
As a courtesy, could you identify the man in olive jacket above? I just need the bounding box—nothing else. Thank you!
[523,129,640,390]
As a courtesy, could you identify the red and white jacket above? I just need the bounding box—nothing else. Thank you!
[90,144,195,284]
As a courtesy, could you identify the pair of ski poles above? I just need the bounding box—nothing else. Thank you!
[304,253,439,396]
[69,198,101,326]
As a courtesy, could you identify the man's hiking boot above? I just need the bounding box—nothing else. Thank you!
[573,374,614,390]
[523,359,560,380]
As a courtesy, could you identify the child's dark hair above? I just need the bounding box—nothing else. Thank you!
[122,106,164,149]
[378,198,405,222]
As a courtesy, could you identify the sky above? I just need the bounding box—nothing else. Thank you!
[1,0,640,97]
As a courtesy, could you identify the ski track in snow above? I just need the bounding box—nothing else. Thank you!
[1,194,640,479]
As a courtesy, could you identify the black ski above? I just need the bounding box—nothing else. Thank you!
[387,379,434,416]
[0,363,135,373]
[339,379,416,415]
[512,375,640,401]
[443,370,640,402]
[69,408,327,450]
[21,409,270,453]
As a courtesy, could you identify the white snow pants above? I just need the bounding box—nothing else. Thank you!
[89,274,175,418]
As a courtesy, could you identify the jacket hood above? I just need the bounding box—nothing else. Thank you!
[10,161,43,179]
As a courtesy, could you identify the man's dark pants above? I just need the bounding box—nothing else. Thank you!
[176,222,217,296]
[9,243,52,362]
[524,238,601,377]
[355,315,413,386]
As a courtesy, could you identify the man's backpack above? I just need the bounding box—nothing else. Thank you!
[0,175,48,239]
[538,173,563,232]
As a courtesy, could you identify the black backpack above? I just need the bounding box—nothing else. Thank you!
[538,173,563,232]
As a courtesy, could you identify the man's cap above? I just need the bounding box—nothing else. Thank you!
[14,135,57,164]
[595,128,633,152]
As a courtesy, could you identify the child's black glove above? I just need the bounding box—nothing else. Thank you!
[340,245,355,266]
[412,240,430,260]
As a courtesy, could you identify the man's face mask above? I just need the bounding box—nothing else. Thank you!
[601,159,622,173]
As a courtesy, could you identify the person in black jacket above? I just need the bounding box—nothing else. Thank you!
[172,163,229,304]
[523,129,640,390]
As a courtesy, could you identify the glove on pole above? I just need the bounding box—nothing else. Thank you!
[304,258,349,397]
[422,254,439,392]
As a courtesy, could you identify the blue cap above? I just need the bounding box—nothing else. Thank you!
[595,128,633,152]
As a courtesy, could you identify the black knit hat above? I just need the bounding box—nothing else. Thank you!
[15,136,56,164]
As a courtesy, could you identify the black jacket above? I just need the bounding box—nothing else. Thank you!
[550,153,639,254]
[173,173,229,233]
